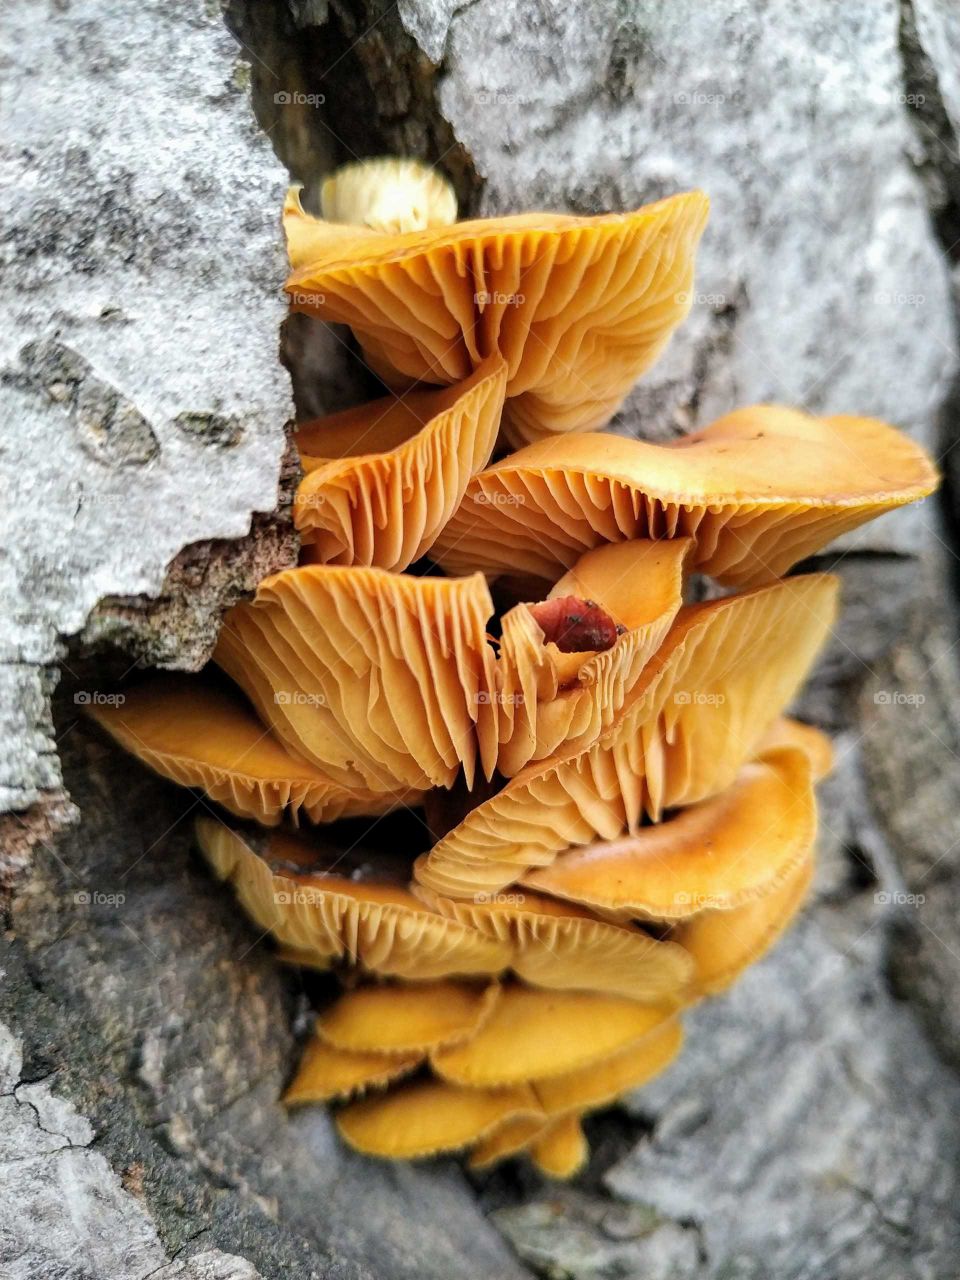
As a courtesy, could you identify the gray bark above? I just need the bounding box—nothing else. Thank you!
[2,1,960,1277]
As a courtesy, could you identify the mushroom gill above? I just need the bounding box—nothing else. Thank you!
[416,885,693,1002]
[430,407,938,587]
[521,745,817,920]
[79,165,940,1182]
[495,538,691,774]
[294,355,507,572]
[194,820,509,980]
[213,565,500,793]
[416,574,837,898]
[85,675,402,825]
[284,185,710,445]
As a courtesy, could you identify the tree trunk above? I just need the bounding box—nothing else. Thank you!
[3,2,960,1276]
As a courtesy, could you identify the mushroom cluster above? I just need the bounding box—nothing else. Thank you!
[89,159,937,1179]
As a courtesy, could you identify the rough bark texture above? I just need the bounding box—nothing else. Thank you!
[2,1,960,1277]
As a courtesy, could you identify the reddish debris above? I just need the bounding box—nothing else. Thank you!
[528,595,624,653]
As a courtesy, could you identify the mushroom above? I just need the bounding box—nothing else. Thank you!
[675,853,816,996]
[328,988,680,1173]
[77,166,941,1181]
[294,355,507,572]
[429,987,674,1086]
[416,574,838,899]
[416,884,693,1002]
[284,181,710,445]
[194,819,509,980]
[495,538,691,774]
[526,1115,589,1179]
[282,1039,422,1106]
[319,158,458,234]
[336,1079,543,1161]
[520,745,816,920]
[430,406,938,588]
[315,980,501,1053]
[213,564,500,793]
[471,1014,683,1173]
[85,674,405,825]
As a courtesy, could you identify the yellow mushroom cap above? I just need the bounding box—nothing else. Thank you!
[676,851,816,997]
[470,1009,683,1168]
[416,574,837,899]
[315,980,501,1054]
[496,539,691,775]
[320,158,458,234]
[430,987,674,1086]
[283,1038,422,1106]
[759,716,834,780]
[431,407,938,588]
[418,885,693,1002]
[534,1014,683,1116]
[195,820,510,980]
[521,745,816,920]
[294,355,507,572]
[84,674,398,825]
[336,1078,542,1160]
[285,191,710,445]
[214,564,499,794]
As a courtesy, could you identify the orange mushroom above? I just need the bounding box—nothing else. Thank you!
[283,1039,422,1106]
[675,852,816,996]
[430,987,673,1086]
[521,745,817,920]
[85,675,404,825]
[79,163,941,1183]
[315,979,501,1053]
[416,574,837,899]
[431,406,938,588]
[336,1078,543,1161]
[329,986,681,1172]
[194,820,509,979]
[213,565,500,793]
[284,180,709,445]
[416,885,693,1002]
[495,539,691,774]
[294,355,507,572]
